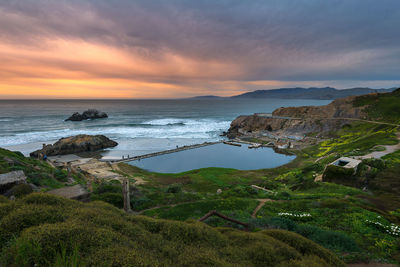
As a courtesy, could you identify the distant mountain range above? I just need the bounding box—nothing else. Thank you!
[190,95,223,99]
[190,87,396,100]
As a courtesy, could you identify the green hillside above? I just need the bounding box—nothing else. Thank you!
[353,88,400,123]
[0,148,83,189]
[0,194,344,267]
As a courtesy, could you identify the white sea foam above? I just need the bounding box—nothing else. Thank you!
[0,118,231,146]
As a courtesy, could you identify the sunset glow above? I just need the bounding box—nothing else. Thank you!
[0,1,399,98]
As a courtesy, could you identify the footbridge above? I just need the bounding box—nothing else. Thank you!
[105,141,223,163]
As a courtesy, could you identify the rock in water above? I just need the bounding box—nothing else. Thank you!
[30,135,118,157]
[65,109,108,121]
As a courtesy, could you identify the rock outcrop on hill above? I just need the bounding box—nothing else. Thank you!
[272,96,365,119]
[227,95,366,139]
[65,109,108,121]
[0,170,27,194]
[30,135,118,157]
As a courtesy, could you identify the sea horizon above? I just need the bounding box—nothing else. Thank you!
[0,98,331,157]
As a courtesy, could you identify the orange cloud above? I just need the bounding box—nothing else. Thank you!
[0,38,248,98]
[1,37,394,99]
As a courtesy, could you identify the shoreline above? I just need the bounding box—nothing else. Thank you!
[2,137,222,158]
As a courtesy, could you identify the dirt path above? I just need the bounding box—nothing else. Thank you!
[357,132,400,159]
[251,199,275,218]
[314,174,323,182]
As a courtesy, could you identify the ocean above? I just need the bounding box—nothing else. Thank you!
[0,98,331,158]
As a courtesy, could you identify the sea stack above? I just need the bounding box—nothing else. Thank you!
[30,135,118,157]
[65,109,108,121]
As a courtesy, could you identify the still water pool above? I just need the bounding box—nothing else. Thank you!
[128,143,295,173]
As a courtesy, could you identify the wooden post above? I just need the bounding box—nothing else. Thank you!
[122,179,131,212]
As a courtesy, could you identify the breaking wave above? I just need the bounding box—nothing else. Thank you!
[0,118,231,146]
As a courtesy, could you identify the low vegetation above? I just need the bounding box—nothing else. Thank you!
[353,88,400,123]
[0,194,344,266]
[0,148,84,189]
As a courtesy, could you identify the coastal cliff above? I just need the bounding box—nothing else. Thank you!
[227,95,367,139]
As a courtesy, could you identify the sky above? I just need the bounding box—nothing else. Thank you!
[0,0,399,99]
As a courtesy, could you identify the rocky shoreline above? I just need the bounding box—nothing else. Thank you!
[226,95,367,149]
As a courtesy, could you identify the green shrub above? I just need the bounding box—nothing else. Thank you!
[53,169,68,182]
[366,167,379,179]
[0,194,345,266]
[260,179,281,190]
[93,182,121,194]
[263,229,346,267]
[21,193,79,208]
[166,184,182,193]
[130,197,153,211]
[284,255,331,267]
[91,193,123,209]
[221,185,258,198]
[53,245,85,267]
[323,165,355,181]
[251,217,297,231]
[143,198,258,221]
[302,163,324,174]
[0,195,8,203]
[87,246,158,266]
[319,199,348,209]
[249,217,358,253]
[0,205,67,245]
[294,224,358,252]
[3,222,131,266]
[0,203,15,222]
[291,175,319,191]
[276,191,292,200]
[9,184,33,198]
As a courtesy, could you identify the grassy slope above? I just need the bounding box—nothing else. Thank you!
[353,88,400,123]
[104,90,400,264]
[0,148,85,190]
[0,148,65,188]
[0,193,344,267]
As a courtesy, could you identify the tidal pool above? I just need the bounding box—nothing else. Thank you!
[128,143,295,173]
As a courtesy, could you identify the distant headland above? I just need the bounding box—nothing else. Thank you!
[190,87,396,100]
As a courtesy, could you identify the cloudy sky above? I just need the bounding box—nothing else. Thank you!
[0,0,399,99]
